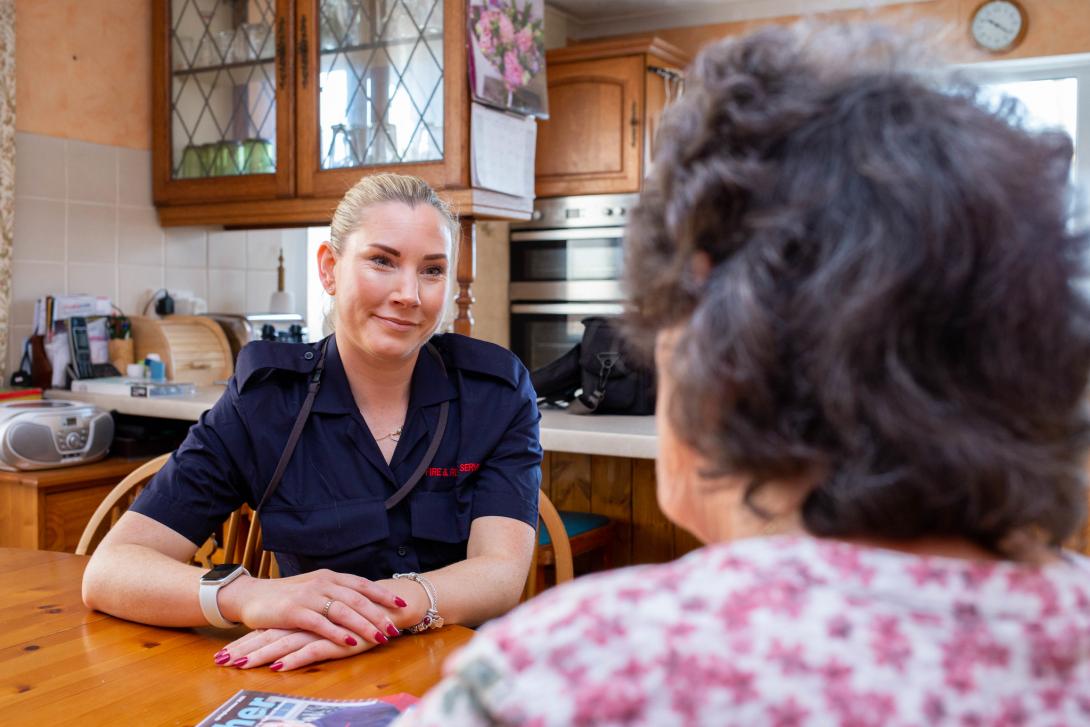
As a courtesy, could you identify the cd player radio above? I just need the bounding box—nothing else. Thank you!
[0,399,113,471]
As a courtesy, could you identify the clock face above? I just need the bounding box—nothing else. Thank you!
[971,1,1025,52]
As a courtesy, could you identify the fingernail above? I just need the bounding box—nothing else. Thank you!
[232,657,248,667]
[375,631,388,644]
[386,624,399,637]
[395,597,407,608]
[270,661,283,672]
[214,652,231,665]
[345,635,358,646]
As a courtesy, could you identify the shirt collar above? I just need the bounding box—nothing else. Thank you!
[312,335,458,415]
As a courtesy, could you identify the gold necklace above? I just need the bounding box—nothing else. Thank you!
[375,427,402,443]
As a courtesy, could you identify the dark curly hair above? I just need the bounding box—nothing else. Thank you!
[623,22,1090,551]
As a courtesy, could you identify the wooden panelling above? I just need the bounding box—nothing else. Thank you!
[590,456,632,569]
[0,482,40,550]
[540,451,702,570]
[631,458,673,564]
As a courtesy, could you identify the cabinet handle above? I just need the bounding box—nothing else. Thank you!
[276,17,287,91]
[630,102,638,147]
[299,14,309,89]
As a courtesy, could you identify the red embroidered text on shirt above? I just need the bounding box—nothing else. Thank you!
[427,463,480,477]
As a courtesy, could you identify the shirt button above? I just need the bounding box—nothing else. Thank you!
[397,546,408,557]
[303,351,314,360]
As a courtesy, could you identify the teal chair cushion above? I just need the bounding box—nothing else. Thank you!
[538,510,610,546]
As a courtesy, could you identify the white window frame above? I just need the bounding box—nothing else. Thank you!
[962,53,1090,223]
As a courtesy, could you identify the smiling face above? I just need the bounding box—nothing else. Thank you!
[319,201,453,363]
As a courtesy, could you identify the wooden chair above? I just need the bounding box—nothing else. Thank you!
[524,490,615,599]
[76,452,278,577]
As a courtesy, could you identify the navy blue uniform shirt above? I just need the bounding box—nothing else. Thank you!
[131,333,542,580]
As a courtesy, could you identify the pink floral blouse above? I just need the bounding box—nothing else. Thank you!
[394,535,1090,727]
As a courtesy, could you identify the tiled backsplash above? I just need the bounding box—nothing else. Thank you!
[8,131,307,377]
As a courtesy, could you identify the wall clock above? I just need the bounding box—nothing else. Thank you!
[970,0,1028,53]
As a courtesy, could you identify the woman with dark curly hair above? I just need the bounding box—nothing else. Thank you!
[394,22,1090,726]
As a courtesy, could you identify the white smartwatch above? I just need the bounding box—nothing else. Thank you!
[199,563,248,628]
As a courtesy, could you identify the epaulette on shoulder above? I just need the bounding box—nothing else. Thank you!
[235,340,322,392]
[435,333,523,389]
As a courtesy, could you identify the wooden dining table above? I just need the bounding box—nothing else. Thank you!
[0,547,475,725]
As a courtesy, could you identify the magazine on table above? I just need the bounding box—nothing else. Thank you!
[196,690,417,727]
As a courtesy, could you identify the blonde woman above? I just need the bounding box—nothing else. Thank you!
[83,173,541,672]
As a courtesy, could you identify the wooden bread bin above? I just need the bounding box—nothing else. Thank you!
[130,315,233,386]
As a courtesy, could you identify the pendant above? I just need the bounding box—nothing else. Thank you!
[389,427,402,443]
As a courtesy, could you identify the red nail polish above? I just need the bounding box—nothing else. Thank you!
[232,657,248,667]
[345,635,358,646]
[386,624,399,637]
[214,652,231,665]
[375,631,388,644]
[395,597,408,608]
[270,661,283,672]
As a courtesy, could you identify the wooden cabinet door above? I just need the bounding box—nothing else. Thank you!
[535,55,645,198]
[294,0,468,199]
[152,0,296,206]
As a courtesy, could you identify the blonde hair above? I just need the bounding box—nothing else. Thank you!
[329,172,460,257]
[325,173,460,336]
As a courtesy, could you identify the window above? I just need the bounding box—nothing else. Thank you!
[965,53,1090,226]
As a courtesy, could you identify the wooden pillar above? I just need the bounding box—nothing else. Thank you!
[454,217,476,336]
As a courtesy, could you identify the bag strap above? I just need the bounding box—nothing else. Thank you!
[256,339,449,515]
[256,336,331,514]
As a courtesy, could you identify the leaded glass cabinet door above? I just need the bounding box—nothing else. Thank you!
[153,0,295,204]
[297,0,468,197]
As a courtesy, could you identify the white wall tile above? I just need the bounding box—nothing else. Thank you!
[119,264,165,317]
[11,260,65,325]
[13,197,66,261]
[165,227,209,267]
[8,324,33,380]
[67,140,118,204]
[246,229,283,270]
[208,230,247,268]
[208,269,246,313]
[165,266,208,301]
[68,262,118,301]
[118,148,153,206]
[118,206,165,266]
[246,269,280,312]
[15,132,66,199]
[67,203,117,263]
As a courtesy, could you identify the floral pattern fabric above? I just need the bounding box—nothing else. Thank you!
[395,535,1090,727]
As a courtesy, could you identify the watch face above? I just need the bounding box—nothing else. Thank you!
[971,1,1025,52]
[203,563,242,582]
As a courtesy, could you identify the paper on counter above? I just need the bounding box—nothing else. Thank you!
[471,102,536,199]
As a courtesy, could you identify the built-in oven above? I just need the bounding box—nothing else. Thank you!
[509,193,637,369]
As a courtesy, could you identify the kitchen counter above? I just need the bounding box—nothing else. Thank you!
[45,389,657,459]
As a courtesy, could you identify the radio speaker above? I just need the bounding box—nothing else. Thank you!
[7,422,61,463]
[87,414,114,457]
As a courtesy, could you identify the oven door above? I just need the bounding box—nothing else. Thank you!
[509,302,625,371]
[509,227,625,301]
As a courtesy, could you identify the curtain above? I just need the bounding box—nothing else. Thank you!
[0,0,12,380]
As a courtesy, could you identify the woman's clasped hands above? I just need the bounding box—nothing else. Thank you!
[213,568,409,672]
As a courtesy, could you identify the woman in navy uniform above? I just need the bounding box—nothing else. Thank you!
[82,173,542,672]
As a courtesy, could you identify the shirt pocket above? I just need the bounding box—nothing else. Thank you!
[260,497,390,557]
[410,490,470,544]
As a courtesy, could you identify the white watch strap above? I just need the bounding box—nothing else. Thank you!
[199,566,248,628]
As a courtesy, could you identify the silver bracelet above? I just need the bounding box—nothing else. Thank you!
[392,572,444,633]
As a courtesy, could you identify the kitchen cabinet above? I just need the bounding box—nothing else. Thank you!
[0,457,152,552]
[535,35,688,198]
[152,0,528,226]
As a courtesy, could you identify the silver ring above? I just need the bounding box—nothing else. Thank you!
[321,599,335,618]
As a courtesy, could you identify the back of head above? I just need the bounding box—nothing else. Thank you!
[624,22,1090,552]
